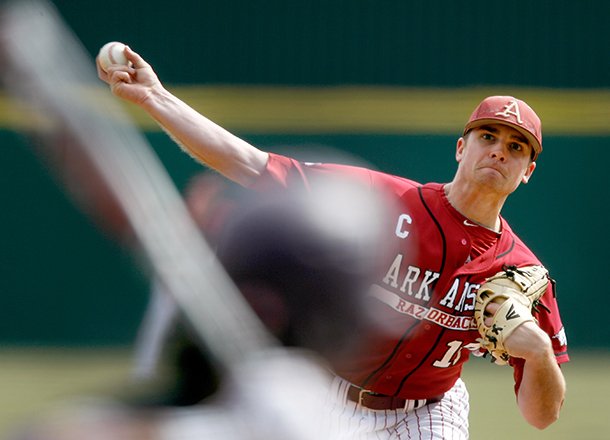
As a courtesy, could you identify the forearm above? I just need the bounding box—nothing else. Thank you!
[141,86,268,186]
[517,348,566,429]
[97,45,268,186]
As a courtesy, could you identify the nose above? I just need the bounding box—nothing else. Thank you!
[489,143,507,162]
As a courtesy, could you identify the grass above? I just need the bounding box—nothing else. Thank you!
[0,347,133,436]
[0,348,608,438]
[463,351,610,439]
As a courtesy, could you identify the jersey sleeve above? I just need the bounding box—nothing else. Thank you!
[247,153,302,191]
[248,152,375,191]
[510,280,569,394]
[250,152,420,196]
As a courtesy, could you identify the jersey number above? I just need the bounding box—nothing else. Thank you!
[433,340,480,368]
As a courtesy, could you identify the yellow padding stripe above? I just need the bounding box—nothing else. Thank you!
[2,86,608,135]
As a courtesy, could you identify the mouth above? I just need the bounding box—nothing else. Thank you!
[478,164,506,178]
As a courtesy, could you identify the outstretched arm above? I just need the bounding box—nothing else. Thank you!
[97,46,269,187]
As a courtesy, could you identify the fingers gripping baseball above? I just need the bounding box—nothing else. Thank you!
[96,44,162,105]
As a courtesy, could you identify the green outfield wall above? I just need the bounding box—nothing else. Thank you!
[0,0,608,348]
[51,0,608,88]
[1,127,608,348]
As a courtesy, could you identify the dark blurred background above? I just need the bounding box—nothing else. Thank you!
[53,0,608,88]
[0,0,608,351]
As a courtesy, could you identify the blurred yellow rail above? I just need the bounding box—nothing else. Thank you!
[1,86,609,135]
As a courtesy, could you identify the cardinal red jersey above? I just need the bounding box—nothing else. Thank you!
[250,153,569,399]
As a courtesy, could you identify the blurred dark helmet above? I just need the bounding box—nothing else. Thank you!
[215,175,393,364]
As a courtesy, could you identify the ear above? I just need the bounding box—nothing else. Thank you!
[456,137,466,162]
[521,161,537,184]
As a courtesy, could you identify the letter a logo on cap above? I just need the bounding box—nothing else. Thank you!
[495,99,523,124]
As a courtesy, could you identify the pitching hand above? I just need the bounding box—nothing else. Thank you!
[96,46,163,106]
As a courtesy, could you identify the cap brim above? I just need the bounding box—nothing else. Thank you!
[463,119,541,160]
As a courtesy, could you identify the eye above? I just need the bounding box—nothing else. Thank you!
[481,133,494,141]
[509,142,524,152]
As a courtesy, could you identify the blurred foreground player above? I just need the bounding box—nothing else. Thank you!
[131,171,386,408]
[94,45,569,439]
[11,173,390,440]
[129,174,237,406]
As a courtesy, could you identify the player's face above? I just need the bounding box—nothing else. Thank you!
[456,124,536,195]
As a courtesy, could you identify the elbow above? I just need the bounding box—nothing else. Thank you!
[528,412,560,430]
[518,354,567,430]
[524,399,564,430]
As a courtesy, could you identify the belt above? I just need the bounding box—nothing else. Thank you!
[346,385,443,412]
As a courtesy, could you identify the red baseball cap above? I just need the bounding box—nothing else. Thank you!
[463,96,542,160]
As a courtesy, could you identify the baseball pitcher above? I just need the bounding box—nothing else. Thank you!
[97,46,568,439]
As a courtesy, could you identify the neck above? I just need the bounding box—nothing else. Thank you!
[444,182,505,232]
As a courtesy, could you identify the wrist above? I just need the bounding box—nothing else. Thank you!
[521,326,554,364]
[139,84,172,111]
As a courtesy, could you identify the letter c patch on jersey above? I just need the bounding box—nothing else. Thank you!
[395,213,412,239]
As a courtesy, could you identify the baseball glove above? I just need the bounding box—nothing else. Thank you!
[474,265,550,365]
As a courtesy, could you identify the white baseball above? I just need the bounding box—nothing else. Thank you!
[98,41,129,72]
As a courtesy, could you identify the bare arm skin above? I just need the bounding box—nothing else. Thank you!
[486,303,566,429]
[97,46,268,187]
[505,321,566,429]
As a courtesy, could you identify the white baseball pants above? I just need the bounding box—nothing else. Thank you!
[319,377,470,440]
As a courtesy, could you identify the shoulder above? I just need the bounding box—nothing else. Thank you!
[262,152,422,191]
